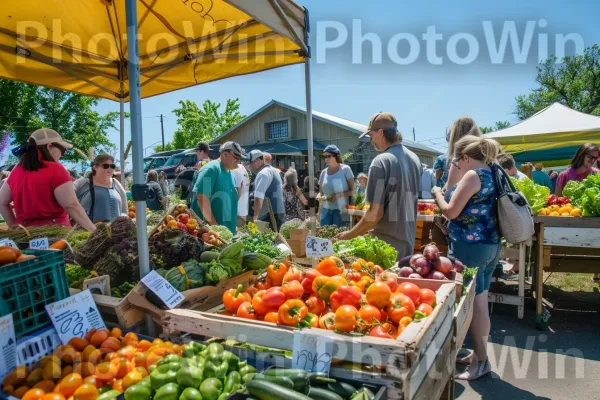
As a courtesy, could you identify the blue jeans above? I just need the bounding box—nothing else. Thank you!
[449,241,501,295]
[320,208,346,227]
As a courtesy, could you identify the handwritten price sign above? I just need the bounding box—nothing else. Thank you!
[141,270,184,309]
[29,237,49,250]
[46,290,105,345]
[292,330,333,374]
[0,239,18,249]
[0,314,17,380]
[305,236,333,258]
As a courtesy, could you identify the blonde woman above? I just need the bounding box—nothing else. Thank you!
[432,136,502,380]
[445,116,482,189]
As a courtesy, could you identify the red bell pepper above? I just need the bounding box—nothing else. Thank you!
[329,285,362,312]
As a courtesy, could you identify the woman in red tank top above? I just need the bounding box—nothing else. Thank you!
[0,128,96,231]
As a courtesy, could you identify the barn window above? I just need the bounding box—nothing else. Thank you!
[267,120,289,140]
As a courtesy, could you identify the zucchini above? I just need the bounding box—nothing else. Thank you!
[327,382,356,399]
[252,374,295,390]
[199,251,220,262]
[309,372,336,385]
[246,380,313,400]
[308,387,343,400]
[264,369,309,394]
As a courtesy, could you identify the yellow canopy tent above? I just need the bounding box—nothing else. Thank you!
[0,0,314,273]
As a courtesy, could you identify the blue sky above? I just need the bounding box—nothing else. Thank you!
[94,0,600,159]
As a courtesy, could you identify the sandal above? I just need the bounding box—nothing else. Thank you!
[502,269,519,280]
[456,359,491,381]
[456,349,473,365]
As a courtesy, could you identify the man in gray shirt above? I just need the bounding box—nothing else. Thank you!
[247,150,285,231]
[338,112,422,260]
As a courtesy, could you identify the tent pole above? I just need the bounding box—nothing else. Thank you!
[304,56,316,243]
[125,0,150,277]
[119,96,125,186]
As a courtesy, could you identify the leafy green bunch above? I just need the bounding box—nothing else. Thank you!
[510,177,550,214]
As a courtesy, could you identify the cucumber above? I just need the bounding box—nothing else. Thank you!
[246,380,313,400]
[263,369,309,394]
[327,382,356,399]
[252,374,295,390]
[309,372,336,385]
[200,251,220,262]
[308,387,343,400]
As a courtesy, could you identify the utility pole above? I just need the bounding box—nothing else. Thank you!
[160,114,165,151]
[412,127,416,141]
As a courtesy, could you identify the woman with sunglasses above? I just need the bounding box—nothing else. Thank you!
[317,145,355,226]
[74,155,127,223]
[432,136,502,381]
[0,128,96,231]
[554,143,599,197]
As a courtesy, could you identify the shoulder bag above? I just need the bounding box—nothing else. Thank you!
[489,163,535,244]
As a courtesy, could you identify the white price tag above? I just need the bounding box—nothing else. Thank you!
[141,270,184,309]
[0,314,17,380]
[29,237,49,250]
[0,239,18,249]
[46,290,106,345]
[292,330,333,374]
[305,236,333,257]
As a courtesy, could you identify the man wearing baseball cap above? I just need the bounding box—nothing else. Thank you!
[246,149,285,231]
[191,141,246,234]
[338,112,422,260]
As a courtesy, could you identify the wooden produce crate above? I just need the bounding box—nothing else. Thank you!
[127,270,256,323]
[500,245,550,268]
[454,278,476,354]
[164,280,457,400]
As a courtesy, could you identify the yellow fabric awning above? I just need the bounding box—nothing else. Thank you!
[0,0,307,101]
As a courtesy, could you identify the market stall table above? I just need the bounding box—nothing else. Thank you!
[531,216,600,329]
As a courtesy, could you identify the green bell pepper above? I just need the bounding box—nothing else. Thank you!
[223,371,241,393]
[180,387,203,400]
[177,365,204,389]
[222,351,239,371]
[155,383,181,400]
[242,373,256,384]
[96,390,121,400]
[151,363,180,390]
[158,354,183,367]
[148,365,157,373]
[124,383,152,400]
[182,341,206,358]
[217,392,230,400]
[200,377,223,400]
[238,364,256,377]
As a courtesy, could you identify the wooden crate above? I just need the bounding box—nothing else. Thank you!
[500,245,551,268]
[164,281,456,396]
[454,278,476,353]
[127,270,256,322]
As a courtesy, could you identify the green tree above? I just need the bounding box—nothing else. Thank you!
[515,45,600,120]
[480,121,511,134]
[158,98,245,151]
[0,79,121,162]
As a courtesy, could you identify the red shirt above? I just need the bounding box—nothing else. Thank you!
[7,162,72,227]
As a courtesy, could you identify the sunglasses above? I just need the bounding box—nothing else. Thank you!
[51,143,67,156]
[450,157,462,168]
[97,163,116,170]
[585,153,598,161]
[323,154,334,159]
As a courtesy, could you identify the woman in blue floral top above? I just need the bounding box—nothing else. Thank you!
[432,136,502,381]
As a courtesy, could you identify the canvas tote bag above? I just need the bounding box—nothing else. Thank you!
[490,163,535,244]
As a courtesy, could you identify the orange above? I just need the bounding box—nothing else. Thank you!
[561,212,571,217]
[550,204,560,211]
[33,380,56,393]
[570,208,582,217]
[538,209,548,216]
[549,211,560,216]
[72,383,98,400]
[109,328,123,340]
[58,374,82,398]
[67,338,89,353]
[90,330,109,348]
[136,340,152,352]
[22,388,46,400]
[13,386,32,399]
[41,394,66,400]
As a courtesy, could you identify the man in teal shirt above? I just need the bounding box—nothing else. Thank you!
[191,142,246,233]
[531,162,553,190]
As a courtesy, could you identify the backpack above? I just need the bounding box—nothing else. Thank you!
[490,163,535,244]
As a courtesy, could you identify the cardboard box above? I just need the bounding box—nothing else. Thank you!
[287,238,306,257]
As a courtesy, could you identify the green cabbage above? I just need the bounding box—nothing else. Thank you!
[510,177,549,214]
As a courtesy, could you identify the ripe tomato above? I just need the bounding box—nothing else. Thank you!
[316,256,344,276]
[59,373,83,398]
[380,322,397,337]
[377,271,399,292]
[419,288,436,307]
[267,262,290,286]
[334,305,359,332]
[281,281,304,300]
[387,293,416,324]
[244,287,258,298]
[305,295,326,316]
[72,383,99,400]
[237,302,257,320]
[263,287,286,308]
[319,312,336,330]
[282,266,304,284]
[301,269,322,294]
[252,290,275,316]
[278,299,308,326]
[396,282,421,306]
[263,312,279,324]
[358,305,384,325]
[223,284,252,312]
[417,303,434,316]
[365,281,392,309]
[255,273,272,291]
[345,271,362,283]
[369,326,393,339]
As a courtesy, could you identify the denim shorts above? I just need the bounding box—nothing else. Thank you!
[320,208,347,227]
[449,241,501,295]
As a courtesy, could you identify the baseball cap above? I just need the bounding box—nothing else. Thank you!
[323,144,341,155]
[220,141,248,160]
[29,128,73,149]
[246,150,264,163]
[359,112,399,139]
[195,141,211,152]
